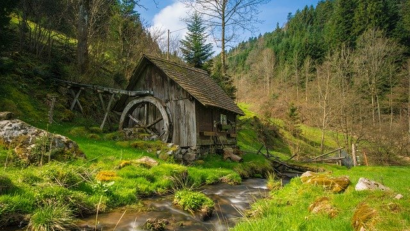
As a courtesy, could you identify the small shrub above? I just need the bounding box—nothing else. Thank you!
[266,172,282,191]
[173,190,214,214]
[88,127,102,134]
[43,164,84,188]
[68,127,88,137]
[104,131,125,141]
[27,204,75,231]
[21,171,43,185]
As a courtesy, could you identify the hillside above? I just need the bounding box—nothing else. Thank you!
[226,0,410,164]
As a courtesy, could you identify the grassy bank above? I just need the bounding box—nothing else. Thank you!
[0,120,274,228]
[233,165,410,231]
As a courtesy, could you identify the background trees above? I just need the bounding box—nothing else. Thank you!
[226,0,410,162]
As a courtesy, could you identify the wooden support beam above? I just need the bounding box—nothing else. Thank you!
[98,92,106,110]
[201,131,217,137]
[100,93,115,130]
[69,88,83,113]
[311,147,344,160]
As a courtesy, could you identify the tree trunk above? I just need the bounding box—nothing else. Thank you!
[77,0,90,74]
[221,0,226,76]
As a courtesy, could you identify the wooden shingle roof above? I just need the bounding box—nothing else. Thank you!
[118,54,244,115]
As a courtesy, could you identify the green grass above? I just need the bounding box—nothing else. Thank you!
[174,190,214,213]
[0,118,273,227]
[233,165,410,231]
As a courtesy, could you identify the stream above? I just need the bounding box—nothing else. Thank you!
[78,178,270,231]
[2,178,277,231]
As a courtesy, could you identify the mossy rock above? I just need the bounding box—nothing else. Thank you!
[308,197,338,218]
[0,120,85,165]
[301,171,350,193]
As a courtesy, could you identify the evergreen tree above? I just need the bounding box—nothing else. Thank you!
[0,0,19,45]
[180,12,214,68]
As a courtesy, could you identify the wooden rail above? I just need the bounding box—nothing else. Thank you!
[54,79,154,130]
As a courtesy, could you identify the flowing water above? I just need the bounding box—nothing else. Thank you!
[78,178,270,231]
[2,178,275,231]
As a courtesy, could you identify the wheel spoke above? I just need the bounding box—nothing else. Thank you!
[128,114,145,127]
[146,117,163,128]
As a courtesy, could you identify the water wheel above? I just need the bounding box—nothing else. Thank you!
[119,96,172,142]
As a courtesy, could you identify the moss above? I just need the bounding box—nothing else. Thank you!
[174,190,214,214]
[87,133,101,140]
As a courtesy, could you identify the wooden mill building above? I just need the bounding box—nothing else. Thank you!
[112,54,244,153]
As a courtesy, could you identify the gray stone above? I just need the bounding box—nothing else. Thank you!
[395,194,403,200]
[183,153,196,162]
[355,177,390,191]
[0,112,14,121]
[0,119,84,164]
[135,156,159,168]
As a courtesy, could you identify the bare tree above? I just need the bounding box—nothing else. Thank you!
[182,0,270,75]
[354,29,402,128]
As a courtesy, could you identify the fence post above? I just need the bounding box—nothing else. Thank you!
[352,143,357,167]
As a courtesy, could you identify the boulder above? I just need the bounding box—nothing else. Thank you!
[135,156,159,168]
[394,194,403,200]
[0,112,14,121]
[355,178,390,191]
[0,119,84,165]
[183,152,196,162]
[223,147,243,162]
[301,171,350,193]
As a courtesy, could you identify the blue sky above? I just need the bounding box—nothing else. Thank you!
[137,0,321,50]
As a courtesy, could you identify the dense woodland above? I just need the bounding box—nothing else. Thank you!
[0,0,162,87]
[227,0,410,163]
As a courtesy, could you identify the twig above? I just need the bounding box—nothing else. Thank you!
[95,195,103,231]
[113,210,127,230]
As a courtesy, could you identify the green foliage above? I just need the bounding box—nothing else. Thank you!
[174,190,214,213]
[180,12,214,68]
[0,0,19,45]
[27,204,75,231]
[211,60,237,99]
[234,166,410,231]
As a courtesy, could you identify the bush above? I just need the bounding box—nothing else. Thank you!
[173,190,214,214]
[27,204,75,231]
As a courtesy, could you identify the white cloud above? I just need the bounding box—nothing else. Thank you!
[149,1,217,55]
[149,1,188,54]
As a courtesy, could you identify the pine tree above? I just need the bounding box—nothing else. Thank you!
[180,12,214,69]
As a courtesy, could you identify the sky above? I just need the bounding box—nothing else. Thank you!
[137,0,321,51]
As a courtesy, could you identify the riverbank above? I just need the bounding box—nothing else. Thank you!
[233,165,410,231]
[0,122,274,230]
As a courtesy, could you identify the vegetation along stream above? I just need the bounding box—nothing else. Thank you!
[76,178,274,231]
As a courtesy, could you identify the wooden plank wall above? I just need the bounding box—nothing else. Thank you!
[196,102,238,146]
[133,65,197,147]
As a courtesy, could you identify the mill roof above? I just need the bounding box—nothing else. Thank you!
[116,54,244,115]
